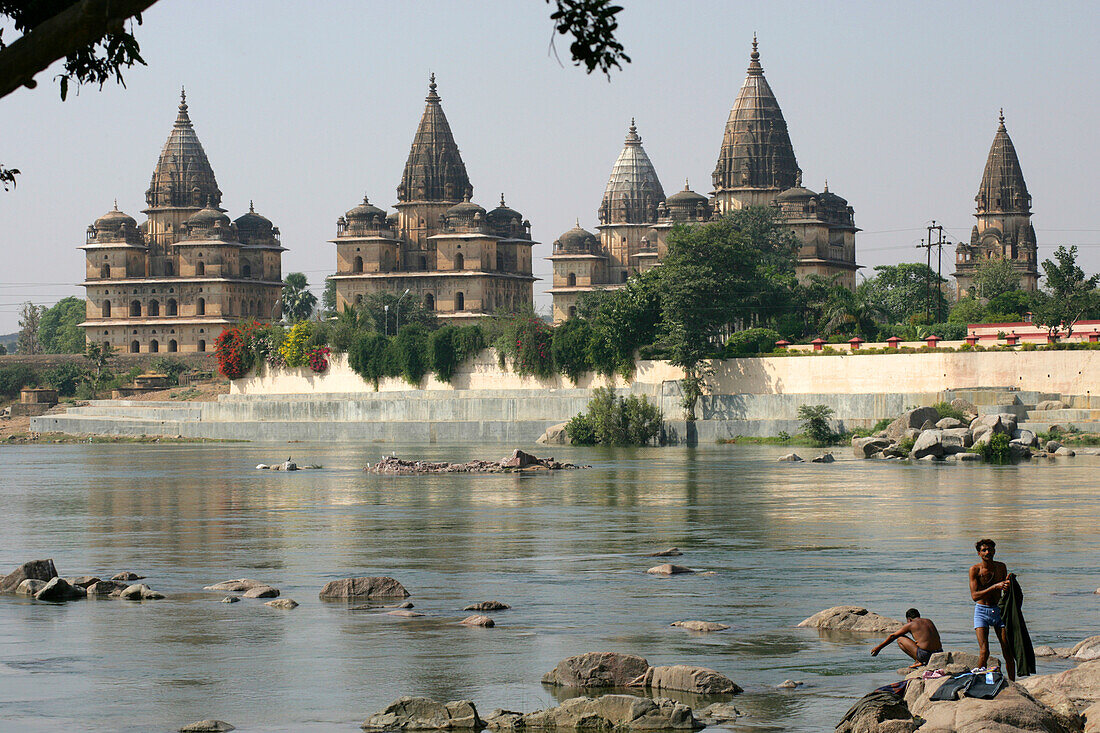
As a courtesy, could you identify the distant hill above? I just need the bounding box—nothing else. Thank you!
[0,332,17,353]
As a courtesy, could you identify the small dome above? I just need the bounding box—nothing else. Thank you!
[554,223,599,253]
[187,200,231,228]
[776,186,818,202]
[818,181,847,206]
[666,182,707,205]
[235,201,273,236]
[446,196,486,219]
[486,193,522,226]
[94,203,136,230]
[346,195,386,221]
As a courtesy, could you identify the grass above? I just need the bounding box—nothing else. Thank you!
[720,432,850,447]
[2,432,245,445]
[1037,428,1100,446]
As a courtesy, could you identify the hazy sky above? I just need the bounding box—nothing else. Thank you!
[1,0,1097,333]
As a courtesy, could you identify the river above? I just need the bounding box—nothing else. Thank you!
[0,442,1095,731]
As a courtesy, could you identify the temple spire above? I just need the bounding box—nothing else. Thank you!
[146,89,221,210]
[397,74,471,203]
[976,108,1030,214]
[599,119,664,224]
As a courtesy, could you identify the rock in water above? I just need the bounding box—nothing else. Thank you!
[699,703,742,722]
[500,449,539,468]
[462,601,509,611]
[541,652,650,688]
[483,710,523,730]
[34,577,85,602]
[319,577,410,600]
[910,430,945,459]
[66,576,101,588]
[1056,446,1076,457]
[265,599,298,609]
[118,583,164,600]
[836,690,917,733]
[778,679,803,689]
[1,559,58,593]
[536,422,570,445]
[884,407,941,441]
[221,596,240,604]
[798,606,902,633]
[85,580,128,597]
[1070,635,1100,661]
[203,579,268,592]
[460,615,495,627]
[670,620,729,632]
[386,609,424,617]
[242,585,280,598]
[926,650,1000,672]
[179,721,235,732]
[906,673,1076,732]
[776,453,802,462]
[646,564,694,575]
[361,697,483,731]
[811,452,835,463]
[15,579,47,596]
[396,601,415,609]
[852,437,891,458]
[631,665,742,695]
[111,571,144,582]
[517,695,701,731]
[648,547,682,557]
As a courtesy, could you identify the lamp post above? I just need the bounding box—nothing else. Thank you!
[384,305,389,336]
[395,288,411,336]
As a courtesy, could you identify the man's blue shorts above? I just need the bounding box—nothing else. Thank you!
[974,603,1004,629]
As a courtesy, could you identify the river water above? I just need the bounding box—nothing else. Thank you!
[0,442,1096,732]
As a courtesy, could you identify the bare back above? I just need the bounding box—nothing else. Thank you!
[908,617,942,652]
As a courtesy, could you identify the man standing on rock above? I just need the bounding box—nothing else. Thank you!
[970,538,1016,680]
[870,609,943,667]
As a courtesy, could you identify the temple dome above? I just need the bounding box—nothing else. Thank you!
[345,195,386,222]
[235,201,274,240]
[397,75,472,203]
[187,200,231,229]
[554,223,599,253]
[445,197,486,219]
[487,193,522,226]
[599,119,664,225]
[94,203,137,230]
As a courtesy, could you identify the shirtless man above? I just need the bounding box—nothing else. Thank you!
[871,608,943,667]
[970,538,1016,680]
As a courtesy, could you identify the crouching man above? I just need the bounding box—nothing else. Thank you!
[871,608,943,668]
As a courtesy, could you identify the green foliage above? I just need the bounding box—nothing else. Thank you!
[280,321,315,367]
[725,328,782,357]
[585,269,662,378]
[359,291,438,334]
[37,296,86,353]
[547,0,630,77]
[331,306,368,352]
[394,324,430,386]
[0,364,38,398]
[862,263,949,324]
[82,342,116,392]
[818,281,887,338]
[981,432,1012,463]
[347,332,392,388]
[986,290,1034,320]
[322,278,338,318]
[932,401,967,421]
[42,362,88,396]
[971,258,1022,300]
[429,325,486,383]
[1033,246,1100,337]
[281,272,318,323]
[565,386,663,446]
[948,297,987,324]
[151,357,188,384]
[551,318,594,384]
[798,404,835,446]
[897,435,917,454]
[503,317,554,379]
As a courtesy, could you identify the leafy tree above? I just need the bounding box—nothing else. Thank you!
[322,278,338,318]
[565,386,663,446]
[986,290,1034,320]
[725,328,782,357]
[862,263,948,325]
[16,301,43,354]
[818,282,886,338]
[0,364,37,397]
[546,0,628,76]
[798,404,835,445]
[1032,246,1100,338]
[586,268,661,379]
[43,362,87,396]
[38,296,86,353]
[330,304,369,352]
[430,325,486,383]
[83,342,116,393]
[947,297,987,324]
[970,257,1022,300]
[359,291,438,335]
[551,317,594,384]
[0,343,6,355]
[280,272,317,324]
[393,324,430,386]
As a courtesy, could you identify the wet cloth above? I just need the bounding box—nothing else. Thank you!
[929,670,1007,701]
[974,602,1004,629]
[875,679,909,695]
[997,575,1036,677]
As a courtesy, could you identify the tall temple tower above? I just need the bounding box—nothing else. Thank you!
[329,76,536,320]
[81,90,284,353]
[953,110,1039,295]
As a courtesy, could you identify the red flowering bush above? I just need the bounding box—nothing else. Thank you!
[307,346,330,373]
[512,317,554,378]
[215,323,258,379]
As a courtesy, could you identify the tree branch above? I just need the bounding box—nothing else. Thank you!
[0,0,158,101]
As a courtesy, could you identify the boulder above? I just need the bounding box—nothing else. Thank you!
[15,579,47,596]
[940,428,973,453]
[957,452,983,462]
[1014,428,1038,446]
[1071,636,1100,662]
[778,679,804,689]
[34,577,85,602]
[1022,659,1100,708]
[66,576,101,588]
[777,453,802,462]
[1,559,58,593]
[910,430,945,459]
[265,599,298,609]
[536,422,571,446]
[501,449,539,469]
[460,615,494,627]
[85,580,129,597]
[516,695,701,731]
[319,577,410,600]
[541,652,650,688]
[221,596,240,603]
[630,664,742,695]
[906,673,1079,733]
[484,710,523,730]
[203,578,268,592]
[936,417,966,429]
[118,583,164,600]
[977,412,1019,435]
[648,547,682,557]
[395,601,415,609]
[463,601,510,611]
[387,609,424,617]
[1057,446,1077,457]
[853,436,892,458]
[670,620,729,632]
[242,585,280,599]
[836,690,918,733]
[1037,400,1067,411]
[110,571,144,582]
[1086,702,1100,733]
[951,397,978,416]
[256,464,270,470]
[698,703,743,722]
[1047,440,1063,453]
[811,452,835,463]
[646,564,694,575]
[926,650,1000,673]
[797,606,902,634]
[361,697,483,731]
[1035,645,1059,657]
[179,721,235,732]
[885,407,941,441]
[920,419,937,430]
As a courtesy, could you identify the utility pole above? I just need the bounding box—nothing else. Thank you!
[918,222,946,323]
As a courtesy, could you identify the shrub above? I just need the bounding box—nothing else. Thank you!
[151,357,188,385]
[897,435,917,454]
[394,324,430,386]
[798,404,836,445]
[307,346,330,373]
[565,386,664,446]
[725,328,782,357]
[43,362,88,396]
[250,323,286,368]
[511,317,554,379]
[429,325,485,383]
[348,332,390,387]
[565,412,597,445]
[932,401,967,422]
[981,432,1012,463]
[0,364,38,398]
[214,325,255,379]
[551,318,594,384]
[280,321,315,367]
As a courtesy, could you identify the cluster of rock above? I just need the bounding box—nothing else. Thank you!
[851,404,1079,462]
[776,452,835,463]
[798,605,903,634]
[1,559,164,602]
[541,652,742,696]
[318,575,510,628]
[204,578,297,609]
[365,450,584,474]
[255,459,321,471]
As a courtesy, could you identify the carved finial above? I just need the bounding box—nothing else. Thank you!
[575,217,581,228]
[794,169,802,187]
[823,177,828,192]
[500,192,506,206]
[249,200,255,213]
[999,108,1005,125]
[752,33,758,58]
[180,86,186,106]
[685,178,690,190]
[363,193,370,204]
[625,118,641,144]
[113,198,118,210]
[176,86,190,123]
[748,34,762,75]
[427,72,438,101]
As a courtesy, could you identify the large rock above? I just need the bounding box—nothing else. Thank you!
[951,398,978,417]
[646,564,693,575]
[536,422,571,446]
[776,453,802,462]
[836,691,919,733]
[1022,659,1100,708]
[111,571,144,582]
[910,430,945,459]
[797,606,902,634]
[698,703,743,723]
[242,585,280,599]
[265,598,299,609]
[905,673,1079,732]
[66,576,101,588]
[670,620,729,632]
[975,412,1018,436]
[541,652,650,688]
[460,615,494,627]
[501,449,539,469]
[1014,428,1038,447]
[463,601,510,612]
[484,710,524,730]
[362,697,483,731]
[940,428,974,453]
[118,583,165,600]
[926,650,1000,673]
[631,665,742,695]
[179,721,235,732]
[1,559,58,593]
[516,695,701,731]
[811,452,835,463]
[34,577,85,602]
[936,417,966,429]
[86,580,128,597]
[319,577,410,600]
[885,407,941,441]
[853,436,892,458]
[204,579,269,592]
[1071,636,1100,662]
[1057,446,1077,457]
[15,579,47,596]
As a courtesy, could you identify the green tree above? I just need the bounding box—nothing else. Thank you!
[16,301,43,354]
[818,282,887,338]
[1032,246,1100,338]
[986,290,1035,320]
[585,268,662,378]
[550,317,594,384]
[948,296,987,324]
[38,296,86,353]
[798,404,835,445]
[322,278,338,318]
[862,263,948,324]
[280,273,317,324]
[359,291,438,335]
[82,341,116,394]
[970,257,1022,300]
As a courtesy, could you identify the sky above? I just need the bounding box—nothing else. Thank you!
[1,0,1098,333]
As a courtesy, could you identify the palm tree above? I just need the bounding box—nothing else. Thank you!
[819,283,886,338]
[281,272,317,323]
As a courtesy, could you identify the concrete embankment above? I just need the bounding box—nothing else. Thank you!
[29,350,1100,443]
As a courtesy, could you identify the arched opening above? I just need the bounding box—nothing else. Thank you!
[168,340,177,353]
[568,305,577,319]
[197,298,206,315]
[567,272,577,287]
[454,253,464,270]
[621,271,629,283]
[353,256,363,274]
[165,261,174,276]
[130,300,141,317]
[130,340,140,353]
[167,299,177,316]
[100,265,110,278]
[196,260,205,276]
[496,252,504,271]
[354,294,363,306]
[419,255,427,271]
[197,339,206,352]
[102,300,111,317]
[242,263,252,278]
[425,293,435,311]
[455,292,465,311]
[148,299,160,317]
[149,339,159,353]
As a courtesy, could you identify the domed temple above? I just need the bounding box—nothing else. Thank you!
[328,75,536,320]
[80,90,285,353]
[548,37,860,323]
[953,110,1039,294]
